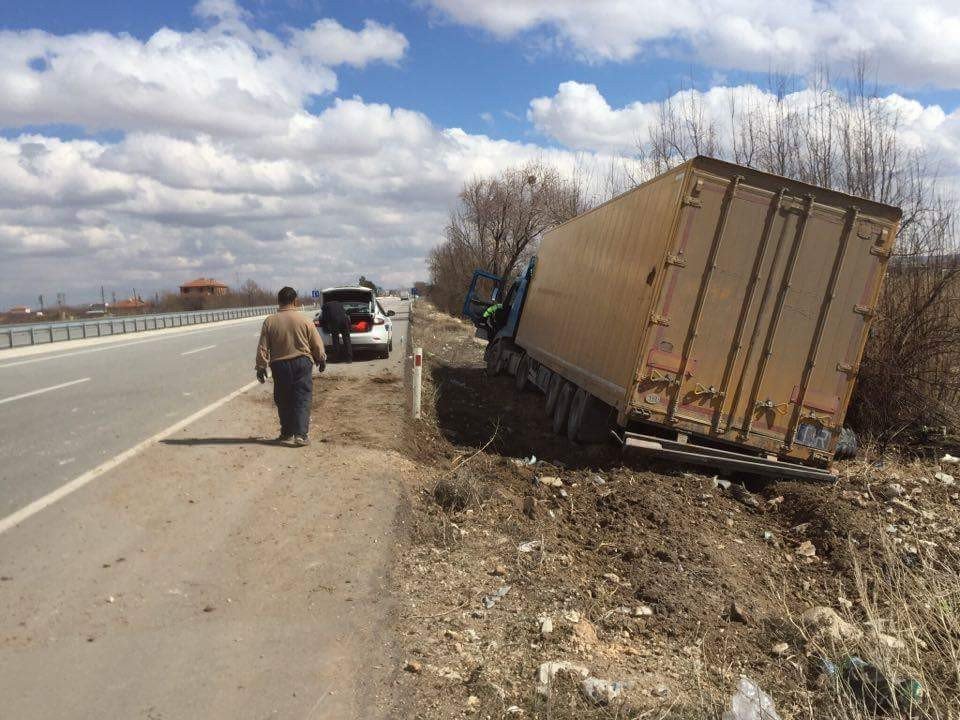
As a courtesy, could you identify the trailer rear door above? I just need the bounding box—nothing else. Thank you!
[632,162,895,459]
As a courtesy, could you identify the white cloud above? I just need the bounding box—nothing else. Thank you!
[292,19,408,68]
[425,0,960,89]
[529,81,960,173]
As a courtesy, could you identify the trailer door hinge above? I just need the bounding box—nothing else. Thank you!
[854,304,875,317]
[836,362,859,375]
[682,195,703,208]
[870,245,893,259]
[666,253,687,268]
[649,313,671,327]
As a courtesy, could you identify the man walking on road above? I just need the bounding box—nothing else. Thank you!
[256,287,326,446]
[321,299,353,363]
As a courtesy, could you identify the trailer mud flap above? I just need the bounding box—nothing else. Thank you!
[618,431,836,482]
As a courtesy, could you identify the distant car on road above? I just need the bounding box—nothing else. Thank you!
[400,291,410,301]
[314,287,395,359]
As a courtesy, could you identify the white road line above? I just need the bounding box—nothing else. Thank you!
[0,321,256,370]
[0,377,91,406]
[0,380,260,536]
[180,344,216,356]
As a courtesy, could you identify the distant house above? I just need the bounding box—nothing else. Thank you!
[113,297,148,314]
[7,305,32,318]
[180,278,229,296]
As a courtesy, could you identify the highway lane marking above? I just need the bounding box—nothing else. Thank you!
[180,344,216,356]
[0,380,260,536]
[0,321,259,370]
[0,377,91,406]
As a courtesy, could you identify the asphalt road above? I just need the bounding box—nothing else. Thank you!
[0,299,409,521]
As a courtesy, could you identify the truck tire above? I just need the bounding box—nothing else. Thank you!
[834,427,858,460]
[567,388,611,444]
[552,382,575,435]
[515,354,532,392]
[545,373,564,416]
[485,340,506,376]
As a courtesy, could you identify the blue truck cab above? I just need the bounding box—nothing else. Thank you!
[462,257,536,345]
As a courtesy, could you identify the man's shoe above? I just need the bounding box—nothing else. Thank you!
[293,435,310,447]
[276,434,293,444]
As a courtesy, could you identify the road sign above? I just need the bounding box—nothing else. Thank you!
[311,289,320,299]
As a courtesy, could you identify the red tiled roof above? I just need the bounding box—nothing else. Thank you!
[180,277,228,289]
[114,297,147,308]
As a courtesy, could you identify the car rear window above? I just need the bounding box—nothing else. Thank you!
[322,289,374,315]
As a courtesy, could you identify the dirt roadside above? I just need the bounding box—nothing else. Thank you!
[0,350,416,719]
[393,302,960,720]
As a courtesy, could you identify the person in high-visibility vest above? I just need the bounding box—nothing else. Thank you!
[481,302,504,340]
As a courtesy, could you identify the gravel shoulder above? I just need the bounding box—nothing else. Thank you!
[0,350,415,719]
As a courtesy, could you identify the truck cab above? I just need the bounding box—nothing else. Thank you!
[462,258,535,344]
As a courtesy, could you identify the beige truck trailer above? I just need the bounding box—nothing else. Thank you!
[475,156,900,480]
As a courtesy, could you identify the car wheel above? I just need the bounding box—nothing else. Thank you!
[485,340,506,376]
[552,382,575,435]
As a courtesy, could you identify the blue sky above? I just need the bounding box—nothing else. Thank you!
[1,0,959,307]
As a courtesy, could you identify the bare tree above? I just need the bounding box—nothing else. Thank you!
[428,160,592,314]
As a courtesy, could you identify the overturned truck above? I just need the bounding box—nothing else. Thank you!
[464,157,901,481]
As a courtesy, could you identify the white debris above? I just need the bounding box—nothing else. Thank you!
[536,661,590,697]
[538,476,563,487]
[941,454,959,465]
[518,540,542,553]
[935,471,955,486]
[722,677,781,720]
[581,677,623,705]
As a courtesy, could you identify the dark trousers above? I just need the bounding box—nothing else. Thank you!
[331,328,352,362]
[270,355,313,437]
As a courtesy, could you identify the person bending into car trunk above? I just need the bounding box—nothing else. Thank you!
[321,299,353,363]
[255,287,326,446]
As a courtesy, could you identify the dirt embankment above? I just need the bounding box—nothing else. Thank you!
[393,302,960,720]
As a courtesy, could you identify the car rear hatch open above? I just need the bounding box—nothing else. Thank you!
[321,289,375,333]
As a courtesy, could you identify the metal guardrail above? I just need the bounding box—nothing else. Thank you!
[0,305,277,350]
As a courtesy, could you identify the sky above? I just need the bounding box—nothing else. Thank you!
[1,0,959,307]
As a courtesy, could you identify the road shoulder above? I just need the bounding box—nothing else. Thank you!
[0,367,413,719]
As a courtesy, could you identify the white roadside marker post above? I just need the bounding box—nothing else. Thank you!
[412,347,423,419]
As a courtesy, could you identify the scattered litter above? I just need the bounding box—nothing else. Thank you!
[482,585,511,609]
[729,484,760,508]
[518,540,542,553]
[941,454,959,465]
[514,455,537,466]
[771,642,790,657]
[539,615,554,637]
[713,477,732,491]
[536,661,589,697]
[824,656,923,714]
[562,610,582,623]
[106,596,115,604]
[651,684,670,698]
[581,677,623,705]
[505,706,523,715]
[767,495,784,507]
[537,476,563,487]
[722,677,781,720]
[763,531,777,545]
[935,471,955,486]
[796,540,817,558]
[589,475,606,485]
[634,605,654,617]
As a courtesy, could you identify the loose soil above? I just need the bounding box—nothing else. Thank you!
[394,302,960,719]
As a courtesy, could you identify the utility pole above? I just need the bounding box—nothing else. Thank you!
[56,292,65,320]
[100,285,106,307]
[111,291,116,305]
[38,295,44,313]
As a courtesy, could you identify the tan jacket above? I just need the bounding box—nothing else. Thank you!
[255,308,326,370]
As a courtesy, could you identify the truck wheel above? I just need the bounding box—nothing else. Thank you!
[834,427,858,460]
[545,373,564,416]
[485,341,506,376]
[552,382,575,435]
[567,388,587,442]
[515,354,532,392]
[568,388,612,444]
